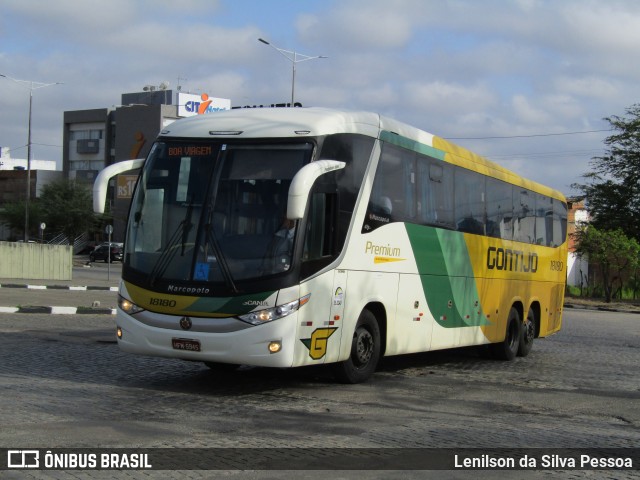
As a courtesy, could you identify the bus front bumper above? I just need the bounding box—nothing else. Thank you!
[115,309,298,368]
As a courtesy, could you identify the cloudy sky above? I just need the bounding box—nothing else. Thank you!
[1,0,639,194]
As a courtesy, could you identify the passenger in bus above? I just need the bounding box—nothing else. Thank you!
[264,218,296,273]
[369,196,392,220]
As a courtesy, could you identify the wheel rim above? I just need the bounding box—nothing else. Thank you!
[523,317,535,344]
[507,320,519,351]
[353,327,374,367]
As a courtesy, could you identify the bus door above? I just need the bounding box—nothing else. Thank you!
[391,274,433,355]
[327,269,347,362]
[296,269,346,366]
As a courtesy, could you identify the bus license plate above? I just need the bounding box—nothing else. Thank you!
[172,338,201,352]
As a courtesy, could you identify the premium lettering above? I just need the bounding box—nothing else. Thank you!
[365,241,401,257]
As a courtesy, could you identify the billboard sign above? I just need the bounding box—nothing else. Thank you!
[178,93,231,117]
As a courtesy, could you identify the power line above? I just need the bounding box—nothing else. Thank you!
[489,148,603,160]
[2,142,62,152]
[32,142,63,148]
[445,128,611,140]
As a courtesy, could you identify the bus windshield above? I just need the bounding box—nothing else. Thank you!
[124,141,314,288]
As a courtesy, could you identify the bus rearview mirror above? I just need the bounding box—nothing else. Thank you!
[287,160,346,219]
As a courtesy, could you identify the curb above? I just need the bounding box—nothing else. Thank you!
[0,283,118,292]
[564,303,640,314]
[0,306,116,315]
[0,283,118,315]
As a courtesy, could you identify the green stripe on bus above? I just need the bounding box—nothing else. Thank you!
[380,130,446,161]
[188,291,276,315]
[405,223,491,328]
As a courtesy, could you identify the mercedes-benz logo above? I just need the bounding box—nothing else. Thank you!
[179,316,192,330]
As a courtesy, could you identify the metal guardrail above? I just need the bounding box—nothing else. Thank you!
[46,232,89,254]
[73,233,89,255]
[47,233,68,245]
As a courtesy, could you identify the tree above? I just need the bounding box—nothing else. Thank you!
[39,179,95,241]
[573,104,640,241]
[0,200,44,240]
[573,226,640,302]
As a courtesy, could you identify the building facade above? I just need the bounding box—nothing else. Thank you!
[62,92,179,240]
[566,198,589,288]
[0,147,57,171]
[62,90,230,241]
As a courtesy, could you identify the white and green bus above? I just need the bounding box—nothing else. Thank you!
[94,107,568,383]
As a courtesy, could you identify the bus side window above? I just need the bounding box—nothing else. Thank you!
[552,199,568,246]
[513,188,535,244]
[302,192,338,277]
[454,168,485,235]
[486,178,512,240]
[534,192,549,245]
[363,142,415,232]
[418,159,454,229]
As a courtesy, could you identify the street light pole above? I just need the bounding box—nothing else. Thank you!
[258,38,327,105]
[0,74,62,241]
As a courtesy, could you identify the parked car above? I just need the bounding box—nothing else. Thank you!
[89,243,123,263]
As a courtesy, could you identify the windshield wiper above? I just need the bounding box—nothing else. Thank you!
[181,202,194,256]
[148,202,194,286]
[204,220,239,294]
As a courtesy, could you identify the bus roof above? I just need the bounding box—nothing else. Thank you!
[160,107,382,139]
[159,107,565,201]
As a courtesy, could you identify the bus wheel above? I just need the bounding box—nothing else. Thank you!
[489,307,521,361]
[332,310,381,384]
[518,307,536,357]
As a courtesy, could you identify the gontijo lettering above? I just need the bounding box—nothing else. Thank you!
[486,247,538,273]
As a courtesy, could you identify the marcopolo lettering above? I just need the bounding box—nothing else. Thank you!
[486,246,538,273]
[167,285,211,294]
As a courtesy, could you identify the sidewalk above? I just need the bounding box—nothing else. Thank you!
[564,297,640,314]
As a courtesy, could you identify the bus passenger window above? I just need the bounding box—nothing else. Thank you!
[535,194,553,246]
[552,199,568,246]
[513,189,535,243]
[417,160,454,229]
[362,142,415,232]
[454,168,485,235]
[486,178,512,240]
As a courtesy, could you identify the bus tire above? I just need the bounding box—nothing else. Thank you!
[489,307,521,361]
[518,307,536,357]
[332,309,381,384]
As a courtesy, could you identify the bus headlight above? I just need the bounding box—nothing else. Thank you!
[239,294,310,326]
[118,295,145,315]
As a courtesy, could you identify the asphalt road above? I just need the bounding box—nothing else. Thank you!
[0,307,638,479]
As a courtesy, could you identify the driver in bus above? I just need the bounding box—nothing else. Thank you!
[264,218,296,273]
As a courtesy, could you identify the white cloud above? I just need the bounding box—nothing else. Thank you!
[512,95,552,126]
[553,76,619,101]
[298,0,428,50]
[403,81,496,115]
[1,0,639,192]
